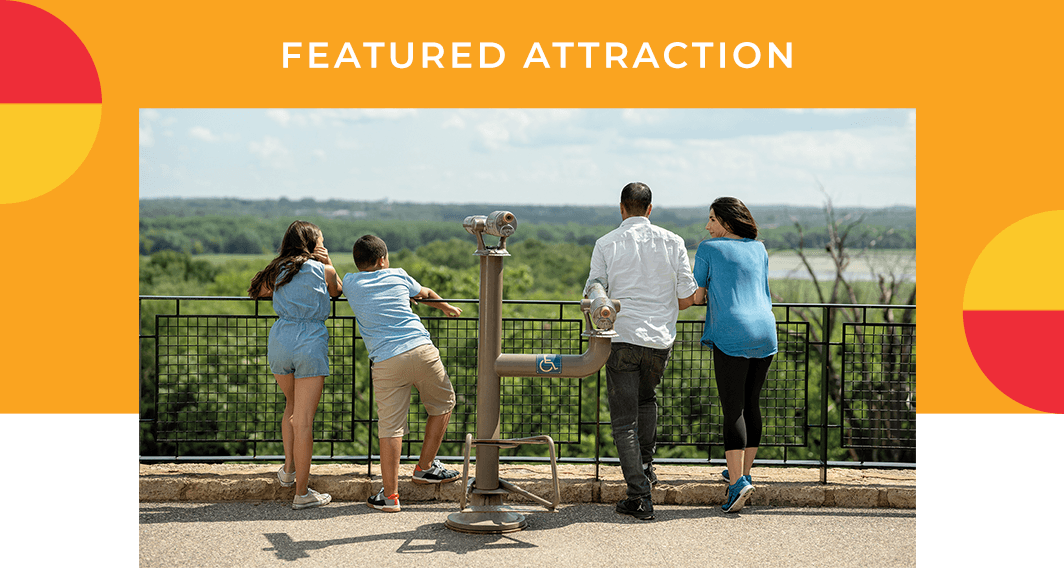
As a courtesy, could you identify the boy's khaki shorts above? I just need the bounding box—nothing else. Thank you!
[372,343,456,438]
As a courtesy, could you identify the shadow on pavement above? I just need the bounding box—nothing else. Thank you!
[142,501,916,560]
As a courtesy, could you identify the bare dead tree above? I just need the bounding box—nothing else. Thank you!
[776,183,916,463]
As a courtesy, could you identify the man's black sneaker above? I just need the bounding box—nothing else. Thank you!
[643,462,659,486]
[616,496,655,520]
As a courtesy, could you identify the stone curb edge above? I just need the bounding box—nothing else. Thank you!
[141,468,915,509]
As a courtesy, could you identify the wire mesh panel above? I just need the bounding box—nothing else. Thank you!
[414,316,480,444]
[841,319,916,455]
[141,296,915,466]
[155,315,276,445]
[765,320,809,447]
[155,315,358,449]
[660,322,716,445]
[322,317,360,444]
[497,317,584,443]
[406,316,584,446]
[660,320,808,447]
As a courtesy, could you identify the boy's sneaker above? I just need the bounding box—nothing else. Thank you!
[721,469,752,485]
[277,466,295,487]
[616,496,655,520]
[722,477,754,513]
[292,488,331,510]
[412,459,460,484]
[643,462,659,486]
[367,488,401,512]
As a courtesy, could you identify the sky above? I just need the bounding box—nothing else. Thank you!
[139,108,916,208]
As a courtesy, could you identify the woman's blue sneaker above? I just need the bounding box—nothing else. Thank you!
[722,477,754,513]
[721,469,752,485]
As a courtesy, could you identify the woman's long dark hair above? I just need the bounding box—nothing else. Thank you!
[248,220,321,298]
[711,197,759,240]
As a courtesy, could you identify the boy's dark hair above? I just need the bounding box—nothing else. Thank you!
[620,182,652,216]
[352,234,388,271]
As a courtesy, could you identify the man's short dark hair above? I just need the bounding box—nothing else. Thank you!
[620,182,652,216]
[352,234,388,271]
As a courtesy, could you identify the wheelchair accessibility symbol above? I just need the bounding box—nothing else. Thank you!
[537,354,562,375]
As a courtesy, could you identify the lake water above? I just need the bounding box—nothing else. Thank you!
[688,249,916,282]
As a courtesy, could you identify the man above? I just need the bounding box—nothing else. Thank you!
[584,182,699,520]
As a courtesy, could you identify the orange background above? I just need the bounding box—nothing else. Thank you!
[2,0,1061,413]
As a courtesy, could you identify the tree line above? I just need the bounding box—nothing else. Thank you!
[140,205,915,256]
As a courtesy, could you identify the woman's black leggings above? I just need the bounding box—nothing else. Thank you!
[713,346,774,451]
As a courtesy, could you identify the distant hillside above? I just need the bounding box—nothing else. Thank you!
[139,198,915,255]
[140,197,916,231]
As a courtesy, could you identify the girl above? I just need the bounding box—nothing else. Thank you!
[692,197,778,513]
[249,220,342,510]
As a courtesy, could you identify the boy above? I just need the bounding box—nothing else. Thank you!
[342,234,462,512]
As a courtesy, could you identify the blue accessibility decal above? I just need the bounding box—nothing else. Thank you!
[537,354,562,374]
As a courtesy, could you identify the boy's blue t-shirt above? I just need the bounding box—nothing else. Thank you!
[342,268,432,363]
[692,238,778,359]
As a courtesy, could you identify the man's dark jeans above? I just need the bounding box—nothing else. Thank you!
[605,342,671,498]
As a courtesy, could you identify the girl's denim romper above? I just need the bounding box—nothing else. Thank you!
[267,260,331,378]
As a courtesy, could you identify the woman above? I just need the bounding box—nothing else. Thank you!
[692,197,777,513]
[249,220,343,509]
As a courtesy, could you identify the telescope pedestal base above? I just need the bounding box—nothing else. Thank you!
[445,510,528,534]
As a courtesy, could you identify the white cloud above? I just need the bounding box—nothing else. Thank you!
[475,121,512,150]
[139,121,154,147]
[441,114,466,129]
[260,108,419,129]
[249,136,290,167]
[783,108,871,115]
[312,149,327,162]
[621,109,666,125]
[266,109,292,126]
[359,109,418,120]
[471,109,583,149]
[189,126,219,142]
[139,110,160,146]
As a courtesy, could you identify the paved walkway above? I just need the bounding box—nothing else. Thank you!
[140,502,916,567]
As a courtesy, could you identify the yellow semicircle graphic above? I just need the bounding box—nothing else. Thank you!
[0,104,102,204]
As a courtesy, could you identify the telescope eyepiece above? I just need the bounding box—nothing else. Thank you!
[485,211,517,237]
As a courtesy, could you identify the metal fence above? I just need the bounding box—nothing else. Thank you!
[139,296,915,477]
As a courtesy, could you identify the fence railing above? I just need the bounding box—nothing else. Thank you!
[139,296,915,480]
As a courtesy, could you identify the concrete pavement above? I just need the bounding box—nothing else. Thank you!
[140,501,916,567]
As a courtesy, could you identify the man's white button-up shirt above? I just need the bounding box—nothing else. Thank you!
[584,216,698,349]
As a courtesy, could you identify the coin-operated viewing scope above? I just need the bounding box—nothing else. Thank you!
[582,282,620,333]
[445,209,618,535]
[463,211,517,255]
